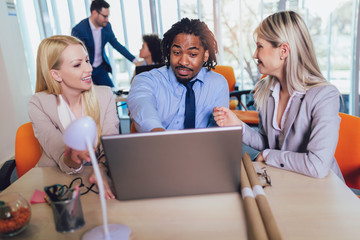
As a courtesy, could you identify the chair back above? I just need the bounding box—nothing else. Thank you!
[135,63,164,75]
[15,122,42,178]
[335,113,360,189]
[212,65,236,92]
[130,122,137,133]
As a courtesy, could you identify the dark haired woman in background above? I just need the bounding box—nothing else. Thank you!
[137,34,163,66]
[131,34,163,84]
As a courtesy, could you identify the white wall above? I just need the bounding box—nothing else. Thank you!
[0,0,33,164]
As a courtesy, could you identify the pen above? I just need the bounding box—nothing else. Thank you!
[72,185,80,216]
[73,185,80,199]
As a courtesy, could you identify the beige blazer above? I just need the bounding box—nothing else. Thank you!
[243,84,344,180]
[28,85,119,173]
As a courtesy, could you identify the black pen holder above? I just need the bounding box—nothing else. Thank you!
[50,194,85,233]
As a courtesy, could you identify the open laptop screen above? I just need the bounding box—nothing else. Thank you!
[101,126,242,200]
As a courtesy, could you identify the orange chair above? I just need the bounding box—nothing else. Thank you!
[335,113,360,194]
[212,65,260,125]
[212,65,236,92]
[15,122,42,178]
[130,122,137,133]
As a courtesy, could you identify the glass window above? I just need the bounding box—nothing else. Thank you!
[221,0,266,90]
[302,0,354,113]
[107,0,148,89]
[70,0,87,25]
[140,0,153,34]
[217,0,355,113]
[16,0,42,91]
[179,0,200,20]
[106,0,128,89]
[52,0,71,35]
[14,0,360,114]
[159,0,180,34]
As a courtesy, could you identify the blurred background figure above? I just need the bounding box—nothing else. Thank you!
[72,0,137,88]
[137,34,163,66]
[131,34,163,84]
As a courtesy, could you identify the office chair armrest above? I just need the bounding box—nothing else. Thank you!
[114,89,130,96]
[230,89,252,99]
[0,159,16,190]
[230,90,254,110]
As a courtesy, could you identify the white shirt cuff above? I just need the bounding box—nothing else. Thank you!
[67,164,83,175]
[262,149,271,159]
[58,155,84,174]
[132,58,139,63]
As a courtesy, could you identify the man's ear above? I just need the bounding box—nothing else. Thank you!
[49,69,62,83]
[279,42,290,59]
[204,50,209,62]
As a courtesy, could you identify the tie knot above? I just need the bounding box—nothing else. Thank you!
[184,80,196,90]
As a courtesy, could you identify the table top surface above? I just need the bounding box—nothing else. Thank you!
[2,163,360,240]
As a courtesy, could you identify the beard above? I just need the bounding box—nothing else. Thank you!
[174,65,194,84]
[176,76,193,85]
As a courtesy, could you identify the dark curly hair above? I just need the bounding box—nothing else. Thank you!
[142,34,163,64]
[161,18,218,71]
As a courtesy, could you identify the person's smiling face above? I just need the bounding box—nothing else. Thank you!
[170,33,209,84]
[54,44,93,94]
[253,36,284,79]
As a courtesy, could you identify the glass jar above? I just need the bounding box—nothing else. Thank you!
[0,192,31,237]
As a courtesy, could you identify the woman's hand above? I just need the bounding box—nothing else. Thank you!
[88,164,115,200]
[213,106,243,127]
[255,151,265,162]
[64,146,91,169]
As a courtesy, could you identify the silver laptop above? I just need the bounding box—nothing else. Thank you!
[101,126,242,201]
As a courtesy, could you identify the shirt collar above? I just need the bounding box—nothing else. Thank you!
[271,82,306,98]
[89,18,102,31]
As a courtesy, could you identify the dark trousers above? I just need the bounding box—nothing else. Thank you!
[92,63,114,87]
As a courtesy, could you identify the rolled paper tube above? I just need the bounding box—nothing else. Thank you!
[242,152,282,240]
[240,160,267,240]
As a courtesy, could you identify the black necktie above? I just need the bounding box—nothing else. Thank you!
[183,80,197,129]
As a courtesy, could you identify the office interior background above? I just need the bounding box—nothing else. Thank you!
[0,0,360,165]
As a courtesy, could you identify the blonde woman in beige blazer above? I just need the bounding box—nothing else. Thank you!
[28,35,119,199]
[213,11,344,180]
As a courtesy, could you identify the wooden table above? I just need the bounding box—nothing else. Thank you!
[2,163,360,240]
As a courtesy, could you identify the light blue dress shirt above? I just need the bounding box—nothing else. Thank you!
[127,66,229,132]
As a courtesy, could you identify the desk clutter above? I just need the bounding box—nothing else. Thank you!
[1,163,360,239]
[44,183,85,233]
[0,192,31,237]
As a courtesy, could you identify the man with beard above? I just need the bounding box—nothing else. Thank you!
[72,0,137,87]
[127,18,229,132]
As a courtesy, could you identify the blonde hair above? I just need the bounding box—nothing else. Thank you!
[253,11,329,111]
[36,35,102,146]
